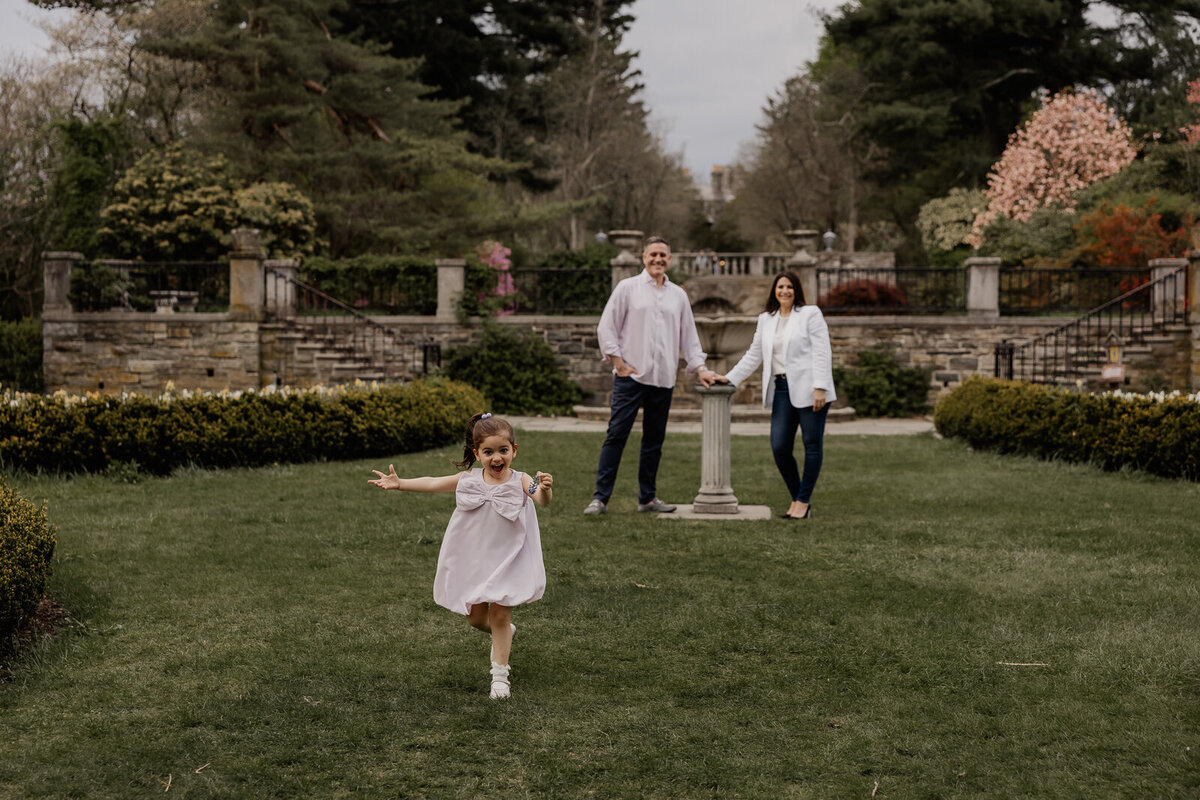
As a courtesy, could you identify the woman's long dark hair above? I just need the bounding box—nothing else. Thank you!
[764,271,805,314]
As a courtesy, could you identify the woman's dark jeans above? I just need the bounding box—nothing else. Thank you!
[770,375,828,503]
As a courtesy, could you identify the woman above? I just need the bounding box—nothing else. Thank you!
[718,271,836,519]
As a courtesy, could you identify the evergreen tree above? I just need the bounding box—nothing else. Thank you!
[145,0,515,256]
[336,0,635,181]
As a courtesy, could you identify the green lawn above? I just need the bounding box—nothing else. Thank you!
[2,430,1198,799]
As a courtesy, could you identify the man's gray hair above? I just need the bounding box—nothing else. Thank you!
[643,236,670,251]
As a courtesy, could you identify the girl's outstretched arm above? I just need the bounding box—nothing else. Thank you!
[524,471,554,506]
[368,465,461,493]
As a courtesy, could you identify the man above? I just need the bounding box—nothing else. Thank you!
[583,236,718,515]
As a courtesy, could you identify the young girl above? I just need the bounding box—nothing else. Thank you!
[368,412,553,699]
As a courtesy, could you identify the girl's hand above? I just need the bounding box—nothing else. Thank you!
[535,471,554,491]
[369,464,402,490]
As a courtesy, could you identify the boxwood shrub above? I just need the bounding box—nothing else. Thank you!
[833,345,931,417]
[934,376,1200,481]
[0,378,485,476]
[0,479,56,646]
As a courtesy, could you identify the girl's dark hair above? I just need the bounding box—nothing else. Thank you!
[764,271,806,314]
[453,412,516,469]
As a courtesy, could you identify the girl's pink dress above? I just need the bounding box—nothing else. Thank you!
[433,469,546,615]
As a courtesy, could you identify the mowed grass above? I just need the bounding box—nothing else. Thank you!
[1,429,1198,799]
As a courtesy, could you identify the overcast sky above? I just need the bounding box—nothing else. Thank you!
[625,0,844,180]
[1,0,843,179]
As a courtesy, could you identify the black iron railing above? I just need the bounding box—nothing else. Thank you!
[994,265,1189,384]
[72,260,228,312]
[999,267,1150,315]
[817,267,967,314]
[503,267,611,314]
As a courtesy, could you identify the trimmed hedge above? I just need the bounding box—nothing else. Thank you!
[934,376,1200,481]
[0,378,485,476]
[0,479,56,646]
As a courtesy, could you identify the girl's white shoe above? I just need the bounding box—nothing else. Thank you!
[489,662,511,699]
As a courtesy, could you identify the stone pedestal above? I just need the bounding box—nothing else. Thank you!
[608,229,643,287]
[693,384,739,513]
[436,258,467,320]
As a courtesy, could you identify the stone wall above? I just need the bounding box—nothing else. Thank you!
[42,311,260,393]
[41,311,1194,409]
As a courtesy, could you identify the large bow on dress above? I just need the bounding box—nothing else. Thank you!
[456,483,525,521]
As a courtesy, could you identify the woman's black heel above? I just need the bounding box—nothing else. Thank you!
[785,506,812,520]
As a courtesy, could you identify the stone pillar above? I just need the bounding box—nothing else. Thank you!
[42,251,83,314]
[965,256,1001,318]
[692,383,739,513]
[436,258,467,320]
[1149,257,1188,322]
[1188,250,1200,391]
[748,255,765,276]
[608,229,643,288]
[264,258,300,317]
[785,229,818,305]
[228,228,265,319]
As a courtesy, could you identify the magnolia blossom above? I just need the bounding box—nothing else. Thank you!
[1183,78,1200,143]
[477,240,516,315]
[969,88,1137,247]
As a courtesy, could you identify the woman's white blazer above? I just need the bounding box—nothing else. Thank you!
[724,305,837,409]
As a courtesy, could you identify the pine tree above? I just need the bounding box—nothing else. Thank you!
[147,0,510,256]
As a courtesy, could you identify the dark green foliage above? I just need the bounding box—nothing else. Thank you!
[47,116,128,257]
[834,344,931,417]
[300,256,438,314]
[0,379,483,476]
[338,0,634,177]
[0,319,43,393]
[444,323,582,415]
[934,376,1200,481]
[146,0,510,257]
[533,241,617,271]
[0,478,56,647]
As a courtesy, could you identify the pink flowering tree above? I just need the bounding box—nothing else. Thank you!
[969,88,1137,247]
[1182,78,1200,143]
[476,240,516,315]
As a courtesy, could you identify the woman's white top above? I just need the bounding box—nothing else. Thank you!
[724,305,837,409]
[770,312,791,375]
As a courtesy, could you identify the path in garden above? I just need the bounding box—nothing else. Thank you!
[509,410,935,437]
